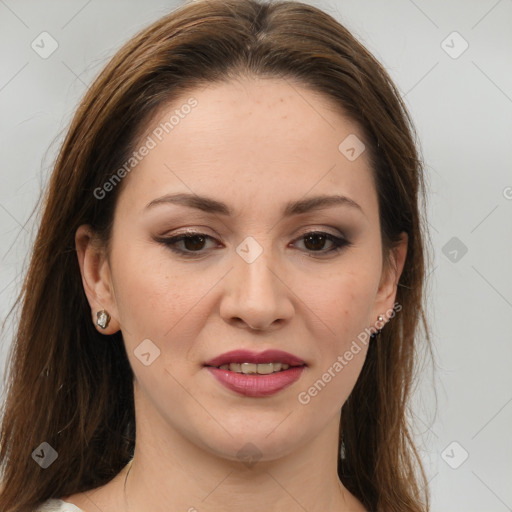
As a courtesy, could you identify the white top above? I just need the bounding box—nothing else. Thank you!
[34,499,84,512]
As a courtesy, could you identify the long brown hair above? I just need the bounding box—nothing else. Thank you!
[0,1,432,510]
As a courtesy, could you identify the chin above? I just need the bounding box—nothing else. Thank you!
[209,438,299,466]
[192,419,309,465]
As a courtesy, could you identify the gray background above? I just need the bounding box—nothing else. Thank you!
[1,0,511,510]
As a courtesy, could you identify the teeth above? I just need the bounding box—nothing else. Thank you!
[241,363,258,374]
[218,362,291,374]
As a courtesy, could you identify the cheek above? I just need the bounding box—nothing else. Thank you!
[314,262,381,340]
[298,258,378,404]
[297,304,370,414]
[298,272,374,412]
[109,240,199,344]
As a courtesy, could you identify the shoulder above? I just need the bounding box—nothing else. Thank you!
[33,499,85,512]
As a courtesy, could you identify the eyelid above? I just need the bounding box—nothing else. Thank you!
[157,225,348,244]
[293,225,347,239]
[154,227,352,259]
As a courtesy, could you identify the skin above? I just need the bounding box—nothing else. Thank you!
[70,76,407,512]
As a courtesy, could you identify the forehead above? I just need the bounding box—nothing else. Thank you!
[116,77,376,218]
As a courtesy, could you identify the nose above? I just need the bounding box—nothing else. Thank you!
[219,241,294,332]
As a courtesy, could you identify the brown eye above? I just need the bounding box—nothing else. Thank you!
[303,233,329,251]
[182,235,207,251]
[155,232,218,258]
[294,231,349,255]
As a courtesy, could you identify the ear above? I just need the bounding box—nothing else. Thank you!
[372,232,408,325]
[75,224,120,334]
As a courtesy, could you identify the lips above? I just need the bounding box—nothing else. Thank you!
[204,349,307,397]
[204,349,306,368]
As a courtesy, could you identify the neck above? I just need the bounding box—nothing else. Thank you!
[121,408,359,512]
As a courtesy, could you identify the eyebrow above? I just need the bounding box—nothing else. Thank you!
[145,192,364,217]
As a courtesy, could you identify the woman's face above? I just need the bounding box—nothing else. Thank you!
[81,77,405,463]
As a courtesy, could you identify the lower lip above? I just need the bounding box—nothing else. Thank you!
[205,366,306,397]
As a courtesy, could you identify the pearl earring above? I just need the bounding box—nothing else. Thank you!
[96,310,111,329]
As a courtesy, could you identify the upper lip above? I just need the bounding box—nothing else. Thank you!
[204,349,306,367]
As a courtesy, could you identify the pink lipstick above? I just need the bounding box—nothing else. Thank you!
[204,349,306,397]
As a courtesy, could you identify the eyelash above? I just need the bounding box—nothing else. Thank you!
[154,230,351,259]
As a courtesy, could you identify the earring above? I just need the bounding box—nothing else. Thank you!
[96,310,111,329]
[370,315,385,339]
